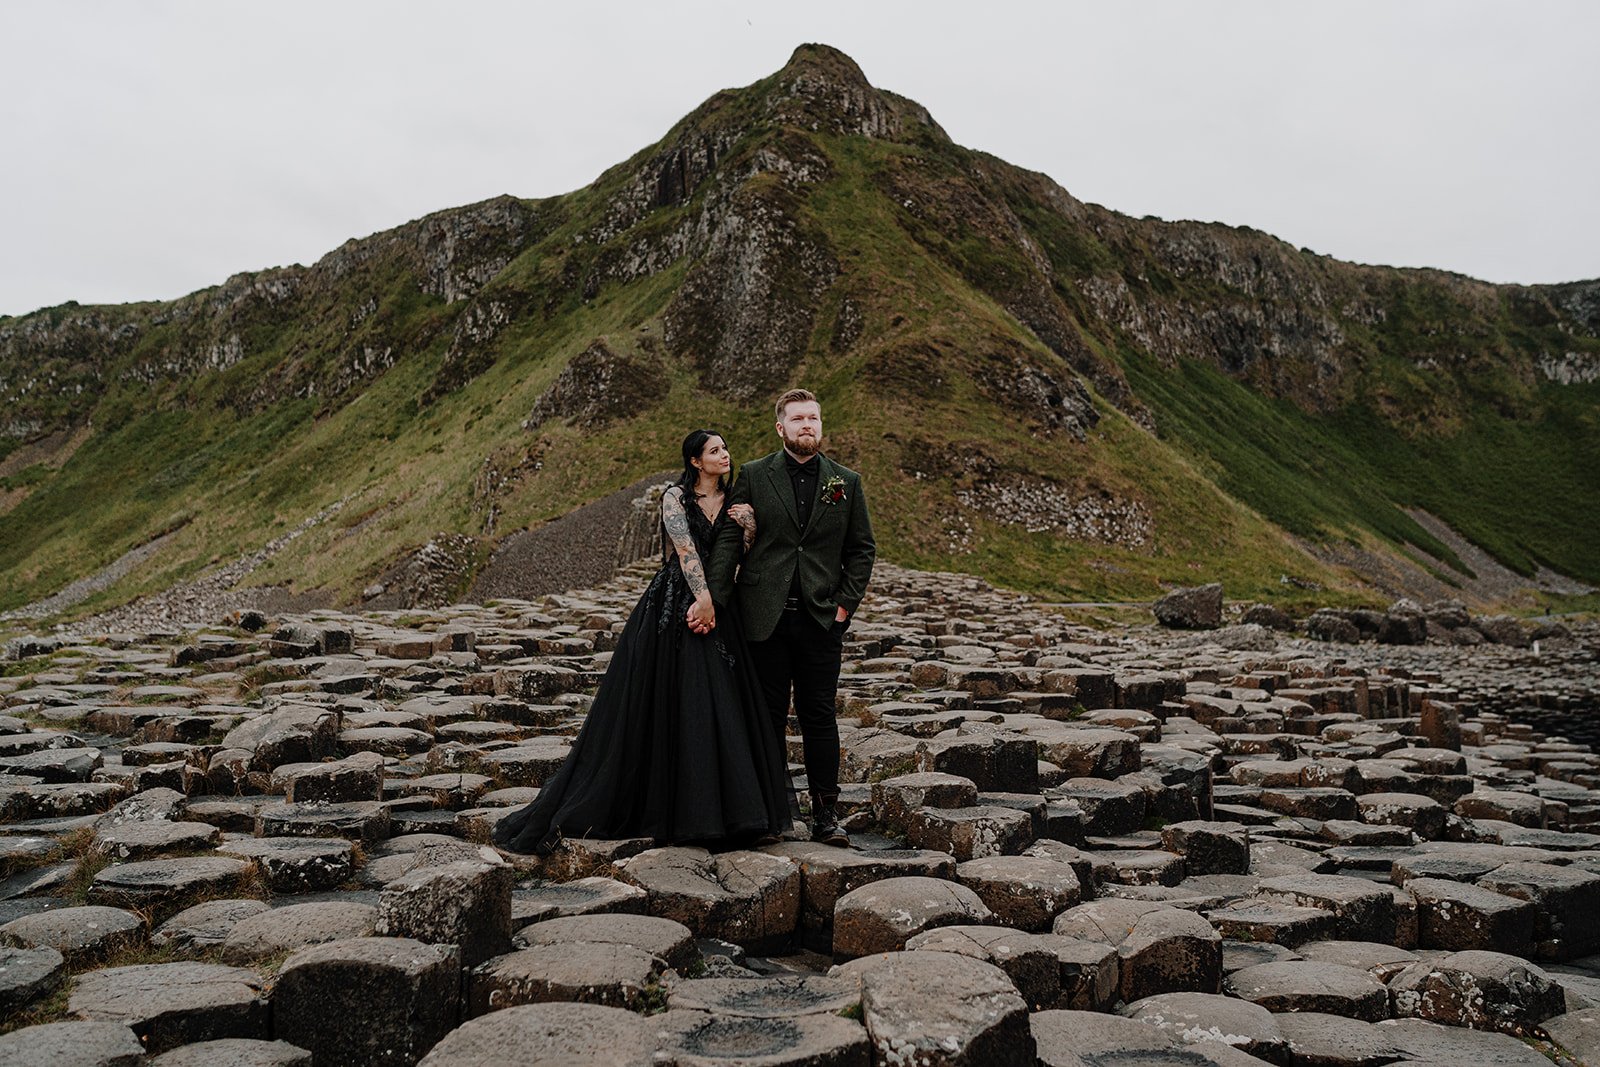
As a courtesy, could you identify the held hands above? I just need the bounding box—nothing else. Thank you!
[686,593,716,635]
[728,503,757,548]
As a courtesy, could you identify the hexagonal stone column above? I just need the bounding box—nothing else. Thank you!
[255,800,392,845]
[613,847,799,954]
[217,837,354,893]
[91,820,220,861]
[0,906,145,965]
[904,805,1033,860]
[1224,960,1390,1020]
[151,899,271,955]
[1389,950,1566,1034]
[953,856,1082,932]
[757,843,956,950]
[844,950,1033,1066]
[0,944,63,1016]
[1160,820,1249,875]
[376,859,512,966]
[282,752,384,803]
[68,962,268,1054]
[1030,1010,1191,1067]
[88,857,249,910]
[1204,898,1337,947]
[666,974,859,1018]
[1122,991,1287,1062]
[1407,877,1535,956]
[871,772,977,833]
[1053,899,1221,1002]
[1256,873,1396,943]
[0,1021,144,1067]
[1357,792,1446,839]
[906,926,1067,1011]
[515,914,699,971]
[652,1011,871,1066]
[468,940,664,1015]
[1477,861,1600,961]
[832,876,993,959]
[146,1038,312,1066]
[511,875,647,927]
[1455,788,1546,828]
[273,937,461,1067]
[416,1003,655,1067]
[1377,1016,1560,1065]
[219,901,377,963]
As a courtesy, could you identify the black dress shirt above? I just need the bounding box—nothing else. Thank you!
[784,449,819,533]
[785,450,819,603]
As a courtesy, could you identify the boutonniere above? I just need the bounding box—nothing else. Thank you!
[822,475,847,505]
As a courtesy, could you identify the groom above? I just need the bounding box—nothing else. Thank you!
[708,388,875,846]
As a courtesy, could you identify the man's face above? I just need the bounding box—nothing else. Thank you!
[777,396,825,454]
[777,400,823,457]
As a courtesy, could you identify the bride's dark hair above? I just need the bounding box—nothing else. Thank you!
[675,429,729,498]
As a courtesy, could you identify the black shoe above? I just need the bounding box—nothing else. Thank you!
[809,794,850,848]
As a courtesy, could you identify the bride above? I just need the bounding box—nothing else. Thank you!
[493,429,795,854]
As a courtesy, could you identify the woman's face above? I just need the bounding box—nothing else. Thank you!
[696,435,732,478]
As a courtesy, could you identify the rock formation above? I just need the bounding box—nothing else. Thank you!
[1,560,1598,1063]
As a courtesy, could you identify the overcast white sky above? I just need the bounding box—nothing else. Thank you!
[2,0,1596,318]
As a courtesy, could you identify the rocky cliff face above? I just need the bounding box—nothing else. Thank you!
[0,194,545,430]
[2,43,1596,615]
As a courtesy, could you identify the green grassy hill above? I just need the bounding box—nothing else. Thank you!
[2,45,1596,620]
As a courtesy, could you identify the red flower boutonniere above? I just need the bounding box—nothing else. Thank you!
[822,475,847,505]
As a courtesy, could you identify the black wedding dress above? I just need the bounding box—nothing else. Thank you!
[493,495,794,854]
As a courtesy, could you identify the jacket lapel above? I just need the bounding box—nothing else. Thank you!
[763,455,801,530]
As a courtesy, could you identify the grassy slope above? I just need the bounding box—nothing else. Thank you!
[1113,312,1600,588]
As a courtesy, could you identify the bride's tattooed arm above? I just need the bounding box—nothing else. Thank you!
[662,489,713,630]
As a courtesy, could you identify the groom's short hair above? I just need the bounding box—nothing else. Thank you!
[775,388,818,420]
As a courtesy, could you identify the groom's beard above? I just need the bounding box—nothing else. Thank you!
[782,430,820,457]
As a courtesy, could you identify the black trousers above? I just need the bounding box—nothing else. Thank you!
[747,609,842,800]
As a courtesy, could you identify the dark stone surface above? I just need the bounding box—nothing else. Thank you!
[833,876,994,959]
[0,905,144,964]
[415,1002,656,1067]
[468,941,664,1015]
[846,949,1033,1066]
[516,913,700,971]
[147,1039,313,1067]
[272,937,461,1067]
[0,943,64,1015]
[68,962,268,1054]
[0,1021,144,1067]
[375,859,512,966]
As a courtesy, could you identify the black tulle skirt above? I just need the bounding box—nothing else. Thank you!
[492,560,794,854]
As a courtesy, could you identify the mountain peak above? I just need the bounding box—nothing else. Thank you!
[762,43,945,143]
[778,43,873,88]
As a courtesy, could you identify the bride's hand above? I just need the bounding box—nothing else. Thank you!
[686,594,716,634]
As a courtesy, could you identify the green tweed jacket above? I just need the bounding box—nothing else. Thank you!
[707,450,876,643]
